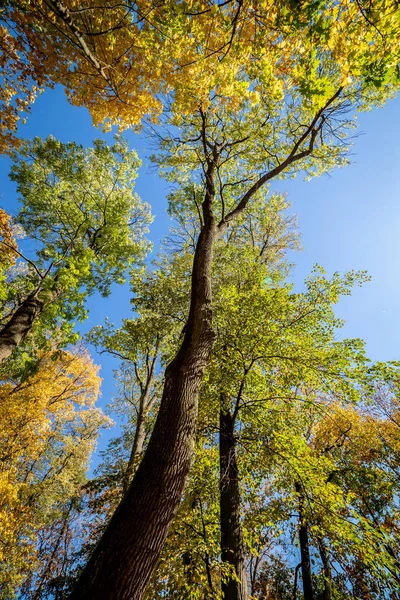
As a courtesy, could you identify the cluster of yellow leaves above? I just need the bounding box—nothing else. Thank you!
[0,348,106,594]
[0,209,16,268]
[1,0,399,151]
[0,24,44,154]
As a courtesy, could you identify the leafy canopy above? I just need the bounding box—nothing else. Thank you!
[0,136,151,355]
[1,0,399,149]
[0,347,108,598]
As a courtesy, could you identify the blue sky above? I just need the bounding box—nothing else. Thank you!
[1,86,399,467]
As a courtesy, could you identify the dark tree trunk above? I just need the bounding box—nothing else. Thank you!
[220,409,248,600]
[295,482,315,600]
[69,216,218,600]
[30,500,75,600]
[317,537,332,600]
[292,563,301,600]
[0,292,44,363]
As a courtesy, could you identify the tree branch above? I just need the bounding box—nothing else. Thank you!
[0,240,44,280]
[218,87,343,231]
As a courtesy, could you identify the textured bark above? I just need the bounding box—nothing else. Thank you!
[69,216,217,600]
[0,292,44,363]
[220,409,248,600]
[295,482,315,600]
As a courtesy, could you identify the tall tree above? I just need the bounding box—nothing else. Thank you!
[0,136,151,364]
[71,78,399,600]
[58,196,295,599]
[2,3,400,597]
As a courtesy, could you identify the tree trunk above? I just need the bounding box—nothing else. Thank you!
[317,537,332,600]
[122,360,157,493]
[123,410,147,493]
[292,563,301,600]
[0,292,44,363]
[295,482,315,600]
[69,217,217,600]
[220,408,248,600]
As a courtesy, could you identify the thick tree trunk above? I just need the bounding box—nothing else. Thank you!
[69,217,217,600]
[0,292,44,363]
[220,409,248,600]
[295,482,315,600]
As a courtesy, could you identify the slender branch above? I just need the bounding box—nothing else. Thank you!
[0,241,44,280]
[218,87,343,230]
[44,0,109,76]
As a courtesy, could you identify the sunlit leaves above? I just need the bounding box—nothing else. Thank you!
[0,347,108,597]
[0,136,151,361]
[1,0,399,151]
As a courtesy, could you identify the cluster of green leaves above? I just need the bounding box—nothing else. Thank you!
[0,135,151,364]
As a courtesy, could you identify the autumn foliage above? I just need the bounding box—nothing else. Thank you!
[1,0,400,150]
[0,1,400,599]
[0,348,106,596]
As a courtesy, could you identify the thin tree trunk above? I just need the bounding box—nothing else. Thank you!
[30,500,75,600]
[295,482,315,600]
[122,361,157,493]
[317,537,332,600]
[69,215,217,600]
[122,411,147,493]
[292,563,301,600]
[0,292,44,363]
[220,408,248,600]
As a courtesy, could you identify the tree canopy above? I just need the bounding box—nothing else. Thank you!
[1,0,400,150]
[0,346,107,598]
[0,136,151,364]
[0,1,399,598]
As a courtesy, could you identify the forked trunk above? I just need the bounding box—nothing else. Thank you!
[295,482,315,600]
[0,292,44,363]
[220,409,248,600]
[69,218,217,600]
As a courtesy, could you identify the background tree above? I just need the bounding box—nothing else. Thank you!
[0,136,151,364]
[0,346,108,599]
